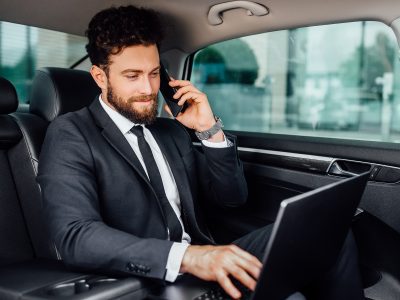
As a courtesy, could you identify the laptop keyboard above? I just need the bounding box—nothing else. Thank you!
[193,286,252,300]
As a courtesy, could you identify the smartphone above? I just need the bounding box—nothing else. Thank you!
[159,63,188,117]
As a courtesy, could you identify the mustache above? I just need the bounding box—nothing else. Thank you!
[127,94,157,104]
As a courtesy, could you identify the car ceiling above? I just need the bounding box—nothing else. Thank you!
[1,0,400,54]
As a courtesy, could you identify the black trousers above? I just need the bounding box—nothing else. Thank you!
[232,224,364,300]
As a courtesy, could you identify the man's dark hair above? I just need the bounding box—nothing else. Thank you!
[86,5,164,70]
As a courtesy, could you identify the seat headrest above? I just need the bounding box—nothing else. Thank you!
[29,67,101,122]
[0,77,18,114]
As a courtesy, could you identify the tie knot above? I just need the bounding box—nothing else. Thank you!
[130,125,144,138]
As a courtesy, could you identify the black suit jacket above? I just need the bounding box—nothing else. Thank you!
[38,99,248,280]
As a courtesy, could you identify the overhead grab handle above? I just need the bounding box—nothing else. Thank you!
[208,1,269,25]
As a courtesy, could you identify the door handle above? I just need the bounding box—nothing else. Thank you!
[328,160,371,177]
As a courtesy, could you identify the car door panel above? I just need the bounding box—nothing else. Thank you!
[198,131,400,296]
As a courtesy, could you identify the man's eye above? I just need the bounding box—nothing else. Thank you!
[126,75,138,80]
[151,72,160,78]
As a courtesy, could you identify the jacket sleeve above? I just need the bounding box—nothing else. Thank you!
[37,117,173,280]
[199,132,248,207]
[170,118,248,208]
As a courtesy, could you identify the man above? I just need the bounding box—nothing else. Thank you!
[38,5,364,300]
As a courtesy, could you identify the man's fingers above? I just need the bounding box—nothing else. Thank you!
[216,271,242,299]
[222,246,260,291]
[178,91,202,105]
[228,265,258,291]
[232,256,261,284]
[229,246,262,280]
[230,245,263,268]
[182,245,262,299]
[169,79,192,88]
[173,84,201,99]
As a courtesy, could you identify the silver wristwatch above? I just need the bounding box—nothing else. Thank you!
[195,116,224,140]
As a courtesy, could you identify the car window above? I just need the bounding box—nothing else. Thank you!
[0,21,87,103]
[192,21,400,143]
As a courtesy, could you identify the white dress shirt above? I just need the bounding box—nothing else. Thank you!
[99,96,229,281]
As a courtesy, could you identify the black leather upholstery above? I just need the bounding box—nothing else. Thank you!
[7,120,55,260]
[0,150,35,266]
[0,77,18,114]
[4,68,100,260]
[10,114,47,173]
[0,77,21,149]
[29,67,101,122]
[0,77,36,265]
[0,75,56,261]
[0,116,22,149]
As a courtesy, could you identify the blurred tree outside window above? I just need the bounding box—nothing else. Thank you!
[192,21,400,143]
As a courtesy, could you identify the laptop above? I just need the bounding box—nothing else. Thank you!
[151,172,369,300]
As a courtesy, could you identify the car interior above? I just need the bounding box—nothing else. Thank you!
[1,0,400,299]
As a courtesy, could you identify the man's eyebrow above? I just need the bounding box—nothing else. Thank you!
[121,69,142,74]
[121,66,160,75]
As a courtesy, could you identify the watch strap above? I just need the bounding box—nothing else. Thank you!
[195,116,224,140]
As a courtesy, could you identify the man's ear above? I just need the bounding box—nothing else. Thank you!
[90,65,108,91]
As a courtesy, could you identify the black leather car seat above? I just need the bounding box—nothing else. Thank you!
[29,67,101,123]
[9,67,100,260]
[0,68,101,263]
[0,76,39,265]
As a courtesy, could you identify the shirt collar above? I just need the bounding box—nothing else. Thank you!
[99,95,142,135]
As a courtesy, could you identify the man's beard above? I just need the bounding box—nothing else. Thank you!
[107,84,158,125]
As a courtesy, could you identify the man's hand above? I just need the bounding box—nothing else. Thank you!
[180,245,262,299]
[164,79,224,142]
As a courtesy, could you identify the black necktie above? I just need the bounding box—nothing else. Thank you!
[130,126,183,242]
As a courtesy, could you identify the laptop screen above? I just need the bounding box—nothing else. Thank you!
[252,172,369,300]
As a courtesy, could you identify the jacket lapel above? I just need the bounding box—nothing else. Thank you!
[88,99,150,185]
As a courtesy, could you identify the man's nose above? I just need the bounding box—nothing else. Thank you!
[139,76,153,95]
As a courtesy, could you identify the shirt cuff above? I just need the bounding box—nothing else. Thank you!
[165,242,190,282]
[201,133,232,148]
